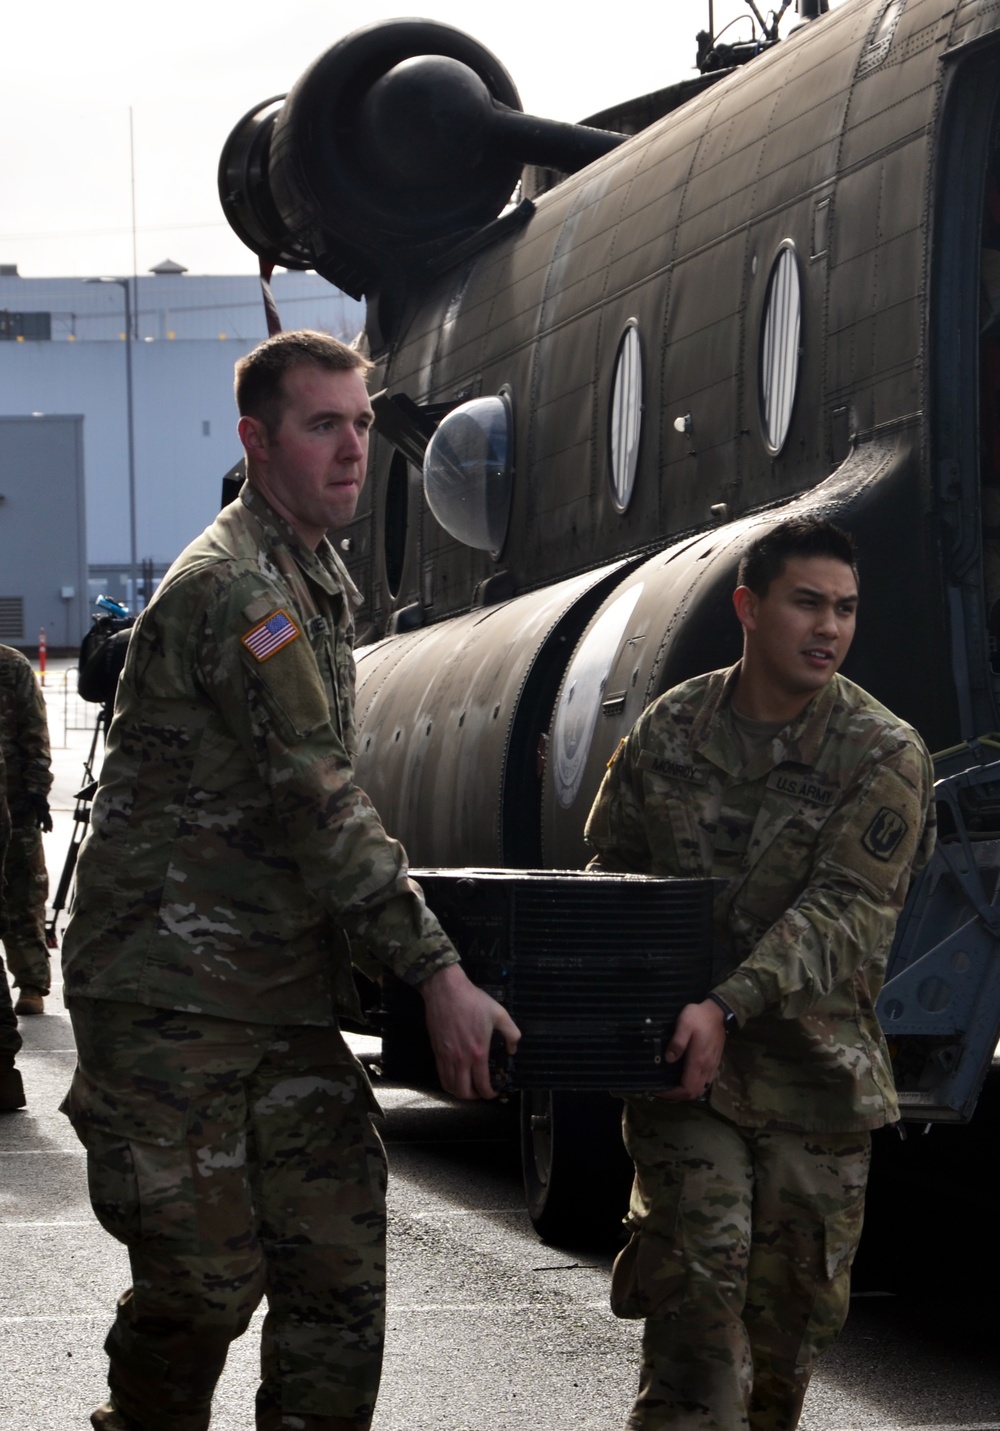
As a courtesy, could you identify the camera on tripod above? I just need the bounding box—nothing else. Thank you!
[44,597,137,946]
[77,595,135,714]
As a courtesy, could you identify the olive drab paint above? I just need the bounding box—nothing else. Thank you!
[218,1,1000,1227]
[218,1,1000,862]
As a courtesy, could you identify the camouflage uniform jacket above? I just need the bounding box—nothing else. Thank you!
[0,744,9,935]
[0,644,52,823]
[62,483,459,1024]
[585,665,936,1132]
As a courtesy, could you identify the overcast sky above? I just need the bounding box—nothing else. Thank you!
[1,0,847,280]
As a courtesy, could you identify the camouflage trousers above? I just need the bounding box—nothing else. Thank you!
[63,999,387,1431]
[613,1099,871,1431]
[0,951,21,1058]
[2,823,50,992]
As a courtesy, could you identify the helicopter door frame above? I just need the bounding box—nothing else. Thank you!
[932,43,1000,738]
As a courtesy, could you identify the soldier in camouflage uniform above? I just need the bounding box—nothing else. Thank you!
[0,742,27,1110]
[585,519,935,1431]
[0,642,53,1016]
[61,331,519,1431]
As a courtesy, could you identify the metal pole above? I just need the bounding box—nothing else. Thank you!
[120,278,138,611]
[129,108,139,338]
[86,274,140,610]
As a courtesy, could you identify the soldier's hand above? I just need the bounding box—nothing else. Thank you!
[25,794,52,833]
[420,962,521,1101]
[659,999,727,1102]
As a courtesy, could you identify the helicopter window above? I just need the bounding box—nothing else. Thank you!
[423,393,513,557]
[609,320,643,513]
[858,0,904,75]
[759,243,802,455]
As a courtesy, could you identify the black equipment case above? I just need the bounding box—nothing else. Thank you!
[376,869,717,1092]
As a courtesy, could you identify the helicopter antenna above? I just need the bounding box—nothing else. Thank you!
[745,0,793,43]
[744,0,769,33]
[768,1,795,39]
[697,0,796,73]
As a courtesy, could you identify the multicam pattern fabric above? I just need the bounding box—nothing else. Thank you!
[0,643,52,818]
[585,664,936,1132]
[62,483,458,1024]
[3,825,49,992]
[0,746,20,1060]
[587,663,935,1430]
[615,1100,871,1431]
[0,644,51,991]
[0,744,8,932]
[65,1000,387,1430]
[61,481,457,1431]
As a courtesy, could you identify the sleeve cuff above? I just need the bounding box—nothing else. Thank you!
[401,945,461,986]
[712,968,768,1025]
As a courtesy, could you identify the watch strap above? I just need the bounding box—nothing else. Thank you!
[707,991,738,1034]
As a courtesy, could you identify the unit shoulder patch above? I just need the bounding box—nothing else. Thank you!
[861,806,909,862]
[241,609,301,662]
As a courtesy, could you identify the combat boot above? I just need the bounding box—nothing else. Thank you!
[91,1401,137,1430]
[14,987,44,1015]
[0,1055,26,1110]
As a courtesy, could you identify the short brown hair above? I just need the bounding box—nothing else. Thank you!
[235,330,372,436]
[738,518,858,596]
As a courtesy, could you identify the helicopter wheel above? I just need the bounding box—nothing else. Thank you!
[519,1089,633,1247]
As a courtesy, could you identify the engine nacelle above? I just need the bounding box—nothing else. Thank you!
[218,19,624,306]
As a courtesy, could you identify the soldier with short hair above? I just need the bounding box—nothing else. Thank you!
[586,518,936,1431]
[0,642,53,1016]
[61,329,519,1431]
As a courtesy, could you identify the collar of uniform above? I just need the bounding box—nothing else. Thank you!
[691,664,842,777]
[320,540,364,612]
[239,481,363,609]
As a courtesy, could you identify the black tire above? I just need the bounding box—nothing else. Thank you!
[520,1089,633,1247]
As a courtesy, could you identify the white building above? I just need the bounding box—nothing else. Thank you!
[0,263,364,645]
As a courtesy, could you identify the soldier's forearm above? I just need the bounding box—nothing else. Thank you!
[716,883,897,1022]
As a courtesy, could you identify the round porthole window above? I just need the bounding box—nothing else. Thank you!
[759,243,802,455]
[423,393,513,556]
[609,321,643,512]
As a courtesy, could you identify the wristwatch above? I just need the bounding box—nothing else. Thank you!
[707,992,739,1036]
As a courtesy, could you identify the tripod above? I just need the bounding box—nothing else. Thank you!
[45,708,106,947]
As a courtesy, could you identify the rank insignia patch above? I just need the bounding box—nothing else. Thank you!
[862,806,909,862]
[242,609,300,662]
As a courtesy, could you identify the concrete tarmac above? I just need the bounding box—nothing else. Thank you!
[3,671,1000,1429]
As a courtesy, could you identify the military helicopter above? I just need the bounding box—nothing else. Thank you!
[219,0,1000,1260]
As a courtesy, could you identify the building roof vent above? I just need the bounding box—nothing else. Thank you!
[149,258,188,275]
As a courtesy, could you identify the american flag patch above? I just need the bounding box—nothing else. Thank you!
[241,609,300,662]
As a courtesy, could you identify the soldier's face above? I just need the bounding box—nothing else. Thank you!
[734,555,859,703]
[241,364,374,547]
